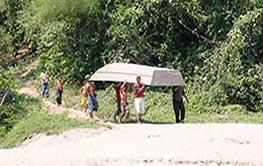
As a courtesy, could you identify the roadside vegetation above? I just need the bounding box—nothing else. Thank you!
[0,60,101,148]
[1,0,263,148]
[0,92,100,148]
[60,85,263,124]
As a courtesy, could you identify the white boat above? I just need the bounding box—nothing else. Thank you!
[90,63,184,86]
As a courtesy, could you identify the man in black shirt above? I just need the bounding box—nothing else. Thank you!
[172,86,189,123]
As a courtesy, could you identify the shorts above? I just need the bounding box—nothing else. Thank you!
[134,97,145,114]
[121,101,129,112]
[56,90,63,105]
[81,96,88,106]
[88,95,99,113]
[42,83,49,97]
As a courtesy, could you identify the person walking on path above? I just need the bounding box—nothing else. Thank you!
[133,76,145,123]
[172,86,189,123]
[40,69,49,98]
[85,75,99,121]
[120,82,129,123]
[55,76,63,108]
[114,82,122,123]
[80,81,89,112]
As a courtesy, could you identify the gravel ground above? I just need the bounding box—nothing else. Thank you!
[0,123,263,166]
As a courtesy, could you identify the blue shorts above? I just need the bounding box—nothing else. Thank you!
[88,95,99,113]
[42,83,49,97]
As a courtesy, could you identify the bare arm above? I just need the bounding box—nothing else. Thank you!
[133,84,136,95]
[121,82,127,89]
[120,89,125,96]
[139,83,145,93]
[80,87,84,95]
[93,82,96,88]
[56,80,59,89]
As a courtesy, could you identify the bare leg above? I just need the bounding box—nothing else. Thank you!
[124,111,129,122]
[118,112,122,123]
[84,106,88,113]
[88,112,94,120]
[85,110,91,120]
[119,104,126,123]
[122,105,129,122]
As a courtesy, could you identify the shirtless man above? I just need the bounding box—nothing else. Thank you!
[85,77,99,120]
[120,82,129,123]
[55,76,63,108]
[80,81,89,112]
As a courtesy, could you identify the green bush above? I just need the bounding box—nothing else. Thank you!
[0,26,14,67]
[104,0,204,77]
[17,0,104,83]
[0,95,35,138]
[2,0,263,114]
[193,8,263,112]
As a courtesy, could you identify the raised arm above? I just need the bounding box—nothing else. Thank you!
[121,82,127,89]
[139,83,145,93]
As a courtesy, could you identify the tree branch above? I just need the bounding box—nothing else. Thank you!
[176,17,218,46]
[0,90,8,106]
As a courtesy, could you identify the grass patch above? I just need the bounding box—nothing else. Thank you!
[0,110,99,148]
[187,109,263,124]
[0,92,101,149]
[0,94,39,139]
[59,85,263,124]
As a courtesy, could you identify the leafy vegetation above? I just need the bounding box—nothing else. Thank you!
[0,95,36,138]
[192,8,263,111]
[1,0,263,144]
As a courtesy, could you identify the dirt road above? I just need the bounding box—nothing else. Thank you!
[0,123,263,166]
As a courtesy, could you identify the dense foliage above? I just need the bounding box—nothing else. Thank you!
[192,8,263,111]
[1,0,263,115]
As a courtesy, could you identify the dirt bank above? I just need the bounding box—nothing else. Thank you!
[0,124,262,166]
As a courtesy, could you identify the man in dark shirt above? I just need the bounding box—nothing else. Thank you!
[172,86,189,123]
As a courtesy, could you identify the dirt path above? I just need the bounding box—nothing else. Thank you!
[0,123,263,166]
[14,64,263,165]
[19,84,92,120]
[19,85,39,98]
